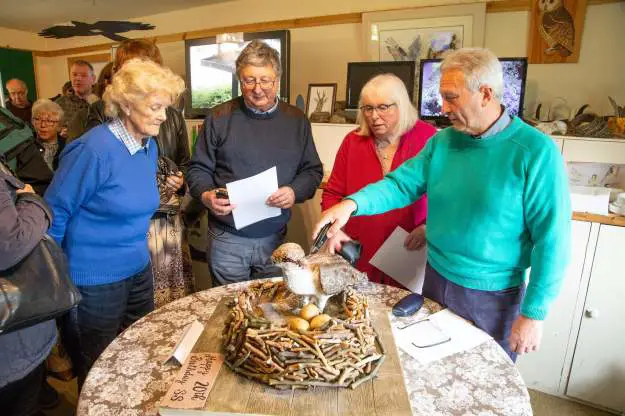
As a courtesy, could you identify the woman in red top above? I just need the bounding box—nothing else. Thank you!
[321,74,436,287]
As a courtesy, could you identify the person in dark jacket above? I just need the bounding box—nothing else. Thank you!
[10,99,66,196]
[0,157,56,416]
[80,39,194,308]
[31,99,66,173]
[5,78,33,124]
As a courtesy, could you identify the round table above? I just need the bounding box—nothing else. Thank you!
[77,280,532,416]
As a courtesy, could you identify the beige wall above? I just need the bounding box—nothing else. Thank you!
[33,22,366,104]
[35,50,116,98]
[0,26,45,50]
[290,23,364,103]
[485,3,625,116]
[17,1,625,116]
[19,0,478,51]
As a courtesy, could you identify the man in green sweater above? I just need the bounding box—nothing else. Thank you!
[314,48,571,361]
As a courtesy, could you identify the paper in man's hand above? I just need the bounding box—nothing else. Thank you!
[226,166,281,229]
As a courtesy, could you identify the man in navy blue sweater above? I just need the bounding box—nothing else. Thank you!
[187,40,323,286]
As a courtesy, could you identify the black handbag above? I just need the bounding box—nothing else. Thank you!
[0,234,82,334]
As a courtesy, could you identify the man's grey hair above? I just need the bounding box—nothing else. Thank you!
[356,73,419,137]
[71,59,95,75]
[440,48,503,100]
[6,78,27,90]
[32,98,64,122]
[235,40,281,79]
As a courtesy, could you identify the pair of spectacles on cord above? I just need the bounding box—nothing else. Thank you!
[240,78,276,90]
[359,103,397,116]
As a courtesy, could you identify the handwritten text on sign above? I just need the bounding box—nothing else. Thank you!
[161,353,224,410]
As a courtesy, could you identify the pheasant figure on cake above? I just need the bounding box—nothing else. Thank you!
[271,242,366,311]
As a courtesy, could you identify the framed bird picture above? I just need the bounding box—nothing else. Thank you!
[527,0,588,64]
[362,4,486,107]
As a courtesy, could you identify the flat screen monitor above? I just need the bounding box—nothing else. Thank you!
[418,57,528,122]
[346,61,416,109]
[185,30,290,118]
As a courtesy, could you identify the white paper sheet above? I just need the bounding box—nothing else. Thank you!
[369,226,427,293]
[390,309,492,365]
[226,167,281,230]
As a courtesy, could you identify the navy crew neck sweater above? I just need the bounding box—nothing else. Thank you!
[188,97,323,238]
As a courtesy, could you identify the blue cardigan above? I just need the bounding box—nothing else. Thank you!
[44,124,160,286]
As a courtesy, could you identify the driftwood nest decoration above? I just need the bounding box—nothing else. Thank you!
[222,280,385,390]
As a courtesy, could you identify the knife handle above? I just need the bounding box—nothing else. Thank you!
[338,240,362,266]
[311,222,332,254]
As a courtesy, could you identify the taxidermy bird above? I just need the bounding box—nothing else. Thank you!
[537,0,575,57]
[271,243,367,311]
[38,21,155,41]
[427,32,458,59]
[385,36,421,62]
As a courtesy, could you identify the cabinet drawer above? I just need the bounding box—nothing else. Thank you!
[562,140,625,164]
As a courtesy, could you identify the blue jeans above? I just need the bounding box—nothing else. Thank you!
[422,264,525,362]
[61,264,154,388]
[206,222,285,286]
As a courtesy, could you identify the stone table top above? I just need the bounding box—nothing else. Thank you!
[78,280,532,416]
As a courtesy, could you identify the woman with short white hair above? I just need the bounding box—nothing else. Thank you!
[44,58,185,387]
[321,73,436,288]
[31,98,65,171]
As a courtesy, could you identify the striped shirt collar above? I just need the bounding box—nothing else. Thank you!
[107,118,150,155]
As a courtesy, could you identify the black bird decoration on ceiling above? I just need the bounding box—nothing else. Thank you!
[38,20,155,41]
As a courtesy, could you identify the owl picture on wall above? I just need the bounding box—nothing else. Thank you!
[537,0,575,57]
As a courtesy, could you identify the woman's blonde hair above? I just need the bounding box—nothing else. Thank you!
[356,74,418,137]
[31,98,64,123]
[103,58,185,118]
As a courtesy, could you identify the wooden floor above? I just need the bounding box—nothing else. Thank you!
[529,390,616,416]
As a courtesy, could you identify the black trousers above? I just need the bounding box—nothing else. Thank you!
[62,264,155,389]
[0,362,45,416]
[422,263,525,362]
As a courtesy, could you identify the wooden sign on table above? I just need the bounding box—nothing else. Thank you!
[159,297,412,415]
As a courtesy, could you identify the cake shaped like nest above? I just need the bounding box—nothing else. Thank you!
[222,280,385,390]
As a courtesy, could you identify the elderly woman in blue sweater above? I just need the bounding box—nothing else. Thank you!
[44,58,185,387]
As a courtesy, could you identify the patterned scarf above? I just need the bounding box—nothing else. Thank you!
[39,139,59,171]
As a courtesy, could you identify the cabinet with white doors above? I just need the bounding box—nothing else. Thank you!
[565,224,625,413]
[516,134,625,413]
[516,220,592,395]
